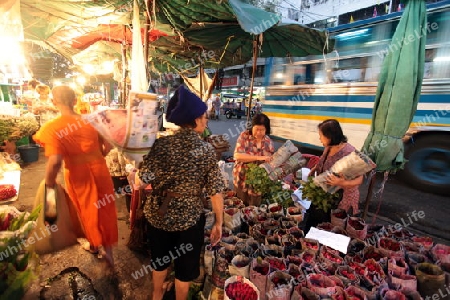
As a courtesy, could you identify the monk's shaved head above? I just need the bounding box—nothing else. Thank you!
[52,85,76,107]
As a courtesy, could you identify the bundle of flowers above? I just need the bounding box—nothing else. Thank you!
[15,114,39,138]
[203,192,448,300]
[224,275,259,300]
[331,208,348,229]
[0,205,40,298]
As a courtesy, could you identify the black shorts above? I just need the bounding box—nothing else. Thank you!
[111,176,129,194]
[147,214,205,282]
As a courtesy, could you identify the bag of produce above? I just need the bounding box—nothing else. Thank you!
[336,265,360,287]
[265,234,281,248]
[240,206,258,223]
[406,251,429,271]
[381,289,406,300]
[300,238,320,254]
[229,255,251,278]
[364,258,387,284]
[301,249,317,264]
[411,236,434,251]
[346,217,367,240]
[300,287,320,300]
[400,241,421,253]
[306,274,337,296]
[330,208,347,229]
[314,150,376,194]
[265,256,287,272]
[267,271,293,300]
[249,258,270,300]
[224,275,259,300]
[288,227,304,239]
[204,244,217,276]
[344,286,368,300]
[286,206,303,222]
[320,245,344,267]
[221,235,238,251]
[287,263,304,286]
[431,243,450,264]
[347,261,368,278]
[316,222,334,232]
[387,272,417,291]
[415,263,446,299]
[212,247,233,288]
[224,208,242,231]
[399,288,422,300]
[378,237,403,259]
[387,257,408,276]
[280,217,298,230]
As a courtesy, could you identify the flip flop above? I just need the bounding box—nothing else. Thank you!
[82,242,99,255]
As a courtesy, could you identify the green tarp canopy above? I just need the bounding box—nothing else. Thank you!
[17,0,334,72]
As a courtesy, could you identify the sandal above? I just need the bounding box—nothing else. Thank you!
[82,242,99,255]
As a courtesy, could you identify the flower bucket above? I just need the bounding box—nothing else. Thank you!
[18,144,39,163]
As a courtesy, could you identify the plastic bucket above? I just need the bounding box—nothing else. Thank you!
[18,144,40,163]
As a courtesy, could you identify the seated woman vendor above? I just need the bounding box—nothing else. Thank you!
[233,113,274,206]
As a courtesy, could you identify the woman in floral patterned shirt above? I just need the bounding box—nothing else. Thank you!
[233,113,274,206]
[139,86,224,300]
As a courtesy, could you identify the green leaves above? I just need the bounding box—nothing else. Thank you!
[301,177,340,213]
[245,164,294,208]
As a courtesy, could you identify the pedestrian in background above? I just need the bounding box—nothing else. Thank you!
[139,85,224,300]
[34,85,118,270]
[213,94,221,120]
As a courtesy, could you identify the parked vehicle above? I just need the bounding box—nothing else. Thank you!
[224,107,246,119]
[262,1,450,195]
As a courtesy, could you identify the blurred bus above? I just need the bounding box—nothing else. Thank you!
[263,1,450,195]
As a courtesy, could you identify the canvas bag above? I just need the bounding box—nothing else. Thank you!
[32,180,85,254]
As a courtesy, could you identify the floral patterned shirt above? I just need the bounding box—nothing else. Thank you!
[316,143,360,213]
[233,130,275,192]
[139,127,225,231]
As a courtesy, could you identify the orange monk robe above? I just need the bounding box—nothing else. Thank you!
[34,115,118,247]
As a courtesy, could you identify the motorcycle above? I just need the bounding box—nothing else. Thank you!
[224,107,246,119]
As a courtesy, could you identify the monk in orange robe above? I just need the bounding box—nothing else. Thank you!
[34,85,118,268]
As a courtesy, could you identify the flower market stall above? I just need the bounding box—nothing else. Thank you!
[183,141,450,300]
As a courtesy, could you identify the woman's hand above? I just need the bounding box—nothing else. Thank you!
[326,172,344,186]
[260,155,272,162]
[210,223,222,246]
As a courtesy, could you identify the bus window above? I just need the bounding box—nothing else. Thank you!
[427,47,450,80]
[328,57,364,83]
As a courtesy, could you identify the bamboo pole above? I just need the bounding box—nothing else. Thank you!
[247,36,259,123]
[143,0,151,78]
[362,171,376,219]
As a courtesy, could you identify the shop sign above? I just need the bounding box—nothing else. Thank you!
[221,76,239,87]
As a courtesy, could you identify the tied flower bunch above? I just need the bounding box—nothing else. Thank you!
[0,118,20,142]
[301,176,340,213]
[16,114,39,138]
[245,163,294,208]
